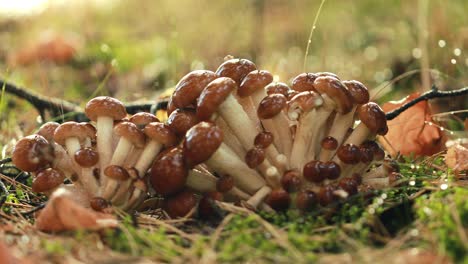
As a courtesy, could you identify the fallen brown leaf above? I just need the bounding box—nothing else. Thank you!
[445,144,468,172]
[0,241,20,264]
[35,187,118,232]
[380,93,446,157]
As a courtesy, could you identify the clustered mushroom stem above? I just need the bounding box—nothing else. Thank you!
[342,123,372,147]
[134,140,163,177]
[205,143,265,194]
[123,148,143,168]
[215,118,246,158]
[110,138,133,166]
[246,185,271,209]
[320,110,356,161]
[236,96,263,131]
[96,116,114,182]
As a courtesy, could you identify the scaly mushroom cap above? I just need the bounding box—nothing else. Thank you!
[183,122,223,168]
[129,112,159,129]
[172,70,217,108]
[313,76,353,114]
[286,91,323,120]
[144,122,178,146]
[150,147,188,196]
[238,70,273,97]
[114,122,146,148]
[37,122,60,142]
[357,102,388,135]
[74,148,99,167]
[316,72,340,79]
[257,94,287,119]
[54,121,96,145]
[265,82,291,97]
[12,135,54,172]
[215,58,257,85]
[85,96,127,122]
[164,190,197,218]
[342,80,369,104]
[254,131,274,148]
[166,109,199,137]
[80,123,97,138]
[296,190,318,211]
[337,144,361,164]
[32,168,65,193]
[196,77,237,121]
[216,175,234,193]
[291,73,318,92]
[245,147,266,168]
[104,165,130,181]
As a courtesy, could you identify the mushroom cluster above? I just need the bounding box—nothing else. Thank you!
[11,57,399,217]
[154,58,399,217]
[12,97,176,211]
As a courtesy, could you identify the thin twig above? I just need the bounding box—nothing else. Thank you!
[385,85,468,120]
[20,203,45,216]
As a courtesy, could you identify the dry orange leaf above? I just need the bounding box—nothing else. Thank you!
[445,144,468,172]
[35,187,118,232]
[0,242,20,264]
[380,92,446,157]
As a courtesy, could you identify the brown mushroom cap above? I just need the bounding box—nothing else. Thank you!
[265,189,291,211]
[166,109,199,137]
[150,147,188,196]
[166,96,177,116]
[114,121,146,148]
[359,145,374,164]
[74,147,99,167]
[37,122,60,142]
[196,77,237,121]
[183,122,223,168]
[244,147,266,168]
[215,58,257,85]
[318,185,337,206]
[321,136,338,150]
[257,94,287,119]
[265,82,291,97]
[342,80,370,104]
[129,112,159,129]
[90,197,111,212]
[85,96,127,121]
[287,91,323,119]
[316,72,340,79]
[216,175,234,193]
[164,190,197,218]
[172,70,217,108]
[238,70,273,97]
[32,168,65,193]
[12,135,54,172]
[338,177,359,195]
[53,122,95,146]
[337,144,361,164]
[281,170,302,192]
[291,73,318,92]
[303,160,326,183]
[198,191,223,219]
[323,161,341,180]
[254,131,274,148]
[313,76,353,114]
[104,165,130,181]
[296,190,318,211]
[357,102,388,135]
[144,122,178,146]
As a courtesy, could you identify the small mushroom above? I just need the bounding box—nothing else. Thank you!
[164,190,197,218]
[101,165,130,200]
[12,135,54,172]
[150,147,188,196]
[32,168,65,194]
[172,70,217,109]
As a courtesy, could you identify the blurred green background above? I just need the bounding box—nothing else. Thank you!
[0,0,466,117]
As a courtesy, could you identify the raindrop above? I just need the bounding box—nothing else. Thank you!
[409,180,416,186]
[438,40,446,48]
[412,48,422,59]
[440,183,448,190]
[451,59,457,64]
[453,48,461,56]
[381,193,387,199]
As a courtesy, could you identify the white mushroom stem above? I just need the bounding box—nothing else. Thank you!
[96,116,114,182]
[134,140,163,177]
[110,137,134,166]
[217,94,283,170]
[205,143,265,194]
[121,186,146,211]
[319,110,356,161]
[257,161,281,188]
[215,117,246,158]
[124,147,144,168]
[342,122,372,146]
[52,143,79,177]
[111,170,139,205]
[81,139,100,194]
[290,107,331,170]
[102,180,121,200]
[185,170,250,200]
[236,95,263,131]
[246,185,271,209]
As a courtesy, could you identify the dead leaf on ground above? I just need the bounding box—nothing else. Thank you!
[380,92,446,157]
[445,144,468,172]
[35,187,118,232]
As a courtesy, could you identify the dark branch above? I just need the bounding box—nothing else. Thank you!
[385,85,468,120]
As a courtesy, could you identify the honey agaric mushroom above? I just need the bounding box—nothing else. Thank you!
[85,96,127,179]
[343,102,388,146]
[111,122,145,166]
[150,147,188,196]
[32,168,65,194]
[183,122,265,194]
[166,109,199,138]
[122,179,148,210]
[129,112,159,129]
[134,122,177,177]
[216,58,257,85]
[164,190,197,218]
[172,70,217,109]
[37,122,60,142]
[12,135,54,172]
[102,165,130,199]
